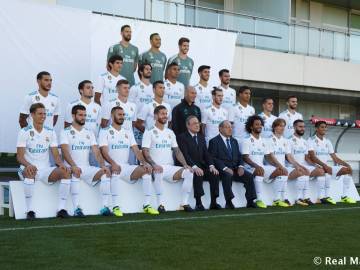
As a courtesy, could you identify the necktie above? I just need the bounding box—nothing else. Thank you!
[193,135,198,145]
[226,138,232,157]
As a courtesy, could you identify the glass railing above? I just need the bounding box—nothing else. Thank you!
[56,0,360,63]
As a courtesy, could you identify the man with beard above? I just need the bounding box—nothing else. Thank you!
[142,105,194,213]
[107,25,139,86]
[194,65,212,115]
[138,33,167,83]
[98,106,158,216]
[164,62,185,109]
[167,37,194,87]
[19,71,60,128]
[279,95,303,138]
[287,119,325,205]
[218,69,236,110]
[65,80,101,135]
[17,103,72,220]
[60,105,112,217]
[259,97,277,139]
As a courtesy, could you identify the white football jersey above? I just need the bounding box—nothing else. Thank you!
[16,125,58,169]
[164,79,185,109]
[241,134,269,167]
[142,126,177,166]
[218,85,236,110]
[101,98,137,130]
[287,135,309,166]
[202,105,228,141]
[20,90,60,128]
[128,81,153,112]
[267,134,291,167]
[98,125,137,165]
[194,83,212,113]
[278,109,303,139]
[65,99,101,135]
[95,71,126,103]
[137,99,172,130]
[258,112,277,138]
[60,126,97,167]
[307,135,334,164]
[228,102,255,140]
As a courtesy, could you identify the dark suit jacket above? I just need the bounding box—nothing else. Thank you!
[177,131,214,169]
[208,134,244,171]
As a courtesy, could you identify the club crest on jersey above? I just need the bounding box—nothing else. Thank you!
[272,137,276,142]
[153,103,157,108]
[250,138,254,143]
[166,82,170,87]
[262,143,266,147]
[51,102,55,107]
[30,131,34,137]
[153,130,158,135]
[140,85,144,89]
[168,134,171,139]
[198,86,202,90]
[35,96,40,101]
[70,130,75,135]
[108,75,112,81]
[130,107,133,112]
[125,134,128,139]
[287,113,291,118]
[109,130,114,135]
[211,108,215,113]
[45,137,50,142]
[116,101,120,106]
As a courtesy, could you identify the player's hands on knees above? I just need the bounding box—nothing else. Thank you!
[71,166,82,178]
[278,166,288,175]
[142,163,153,174]
[184,165,193,173]
[153,164,163,174]
[345,165,353,175]
[209,166,219,176]
[111,163,121,175]
[224,168,234,176]
[322,164,332,175]
[25,165,37,178]
[194,167,204,177]
[300,165,310,175]
[101,166,111,177]
[237,167,244,176]
[254,165,264,176]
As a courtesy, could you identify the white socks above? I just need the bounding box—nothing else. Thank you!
[58,179,70,211]
[142,174,152,206]
[100,175,111,208]
[153,172,164,206]
[254,176,264,201]
[71,177,80,209]
[23,178,35,213]
[342,174,353,197]
[280,176,288,201]
[273,176,286,201]
[316,176,326,199]
[325,174,332,198]
[181,169,193,206]
[296,175,309,200]
[111,175,121,208]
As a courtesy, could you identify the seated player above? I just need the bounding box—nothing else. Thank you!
[142,105,194,213]
[16,103,72,220]
[308,121,357,204]
[98,106,158,216]
[60,105,112,217]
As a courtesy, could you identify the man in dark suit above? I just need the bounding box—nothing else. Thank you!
[208,120,257,208]
[177,115,221,210]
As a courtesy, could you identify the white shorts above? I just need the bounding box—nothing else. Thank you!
[79,166,102,186]
[159,165,184,183]
[244,165,277,183]
[18,165,56,184]
[112,164,139,184]
[288,164,318,180]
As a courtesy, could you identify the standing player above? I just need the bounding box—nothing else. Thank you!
[201,88,228,143]
[288,120,326,205]
[107,25,139,86]
[218,69,236,110]
[242,115,289,208]
[135,80,172,133]
[164,62,185,109]
[167,37,194,87]
[259,97,277,138]
[194,65,212,115]
[17,103,71,220]
[138,33,167,83]
[308,121,356,204]
[19,71,60,128]
[95,55,125,105]
[142,105,194,212]
[60,105,112,217]
[99,106,158,216]
[228,86,255,143]
[101,80,137,131]
[65,80,101,135]
[279,95,303,138]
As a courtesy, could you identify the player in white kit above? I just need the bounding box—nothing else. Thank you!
[194,65,212,115]
[98,106,159,216]
[228,86,255,143]
[201,88,228,143]
[101,79,137,132]
[308,121,356,204]
[258,97,277,138]
[279,95,303,138]
[218,69,236,110]
[60,105,113,217]
[241,115,289,208]
[19,71,60,129]
[95,55,126,105]
[288,119,326,205]
[17,103,71,220]
[142,105,194,213]
[65,80,101,135]
[164,62,185,109]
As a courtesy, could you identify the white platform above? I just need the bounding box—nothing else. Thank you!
[9,177,360,219]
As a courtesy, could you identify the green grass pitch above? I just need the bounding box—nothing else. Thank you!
[0,204,359,270]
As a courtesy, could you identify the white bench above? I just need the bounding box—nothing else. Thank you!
[9,177,360,219]
[0,182,13,217]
